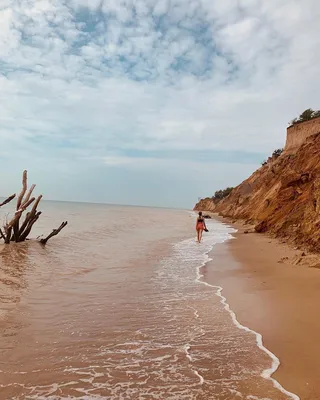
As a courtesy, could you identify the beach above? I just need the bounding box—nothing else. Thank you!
[0,203,319,399]
[207,219,320,400]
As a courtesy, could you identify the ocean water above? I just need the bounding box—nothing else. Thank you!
[0,202,298,399]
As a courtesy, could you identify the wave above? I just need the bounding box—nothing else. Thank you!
[189,218,299,400]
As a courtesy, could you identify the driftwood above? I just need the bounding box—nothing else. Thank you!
[0,194,16,208]
[1,170,67,245]
[16,170,27,211]
[40,222,68,244]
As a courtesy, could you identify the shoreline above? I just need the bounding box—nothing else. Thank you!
[196,253,299,400]
[205,218,320,399]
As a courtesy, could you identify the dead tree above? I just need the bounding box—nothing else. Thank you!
[1,170,67,245]
[40,222,68,245]
[0,194,16,207]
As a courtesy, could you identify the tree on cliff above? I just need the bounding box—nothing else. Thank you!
[272,148,283,158]
[299,108,315,121]
[213,187,234,201]
[313,110,320,118]
[289,108,320,126]
[0,170,67,244]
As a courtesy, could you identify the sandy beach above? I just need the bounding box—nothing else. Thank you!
[206,218,320,400]
[2,204,320,399]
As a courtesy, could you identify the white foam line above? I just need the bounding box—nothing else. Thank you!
[187,306,200,319]
[184,344,193,362]
[184,345,204,385]
[195,249,300,400]
[194,370,204,385]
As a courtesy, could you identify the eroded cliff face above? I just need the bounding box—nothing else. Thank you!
[194,132,320,252]
[285,116,320,153]
[194,197,217,212]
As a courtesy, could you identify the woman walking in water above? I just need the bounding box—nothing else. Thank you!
[196,211,207,243]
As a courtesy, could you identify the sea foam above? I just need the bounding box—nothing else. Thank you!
[184,216,300,400]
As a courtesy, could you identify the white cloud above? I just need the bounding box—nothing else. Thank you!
[0,0,319,206]
[153,0,169,17]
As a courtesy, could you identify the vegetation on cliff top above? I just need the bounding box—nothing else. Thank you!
[289,108,320,127]
[195,109,320,251]
[213,187,234,201]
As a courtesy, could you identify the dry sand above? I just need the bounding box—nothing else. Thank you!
[206,218,320,400]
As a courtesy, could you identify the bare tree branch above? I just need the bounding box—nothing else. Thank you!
[16,170,28,210]
[19,211,42,242]
[21,184,36,208]
[17,195,42,241]
[18,212,31,238]
[0,194,16,208]
[30,195,43,218]
[40,222,68,245]
[7,197,35,230]
[0,229,5,240]
[4,227,12,244]
[17,195,42,232]
[10,170,28,243]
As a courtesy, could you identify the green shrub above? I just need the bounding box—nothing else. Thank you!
[289,108,320,126]
[213,187,234,201]
[272,148,283,158]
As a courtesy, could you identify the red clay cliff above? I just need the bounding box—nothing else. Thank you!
[194,118,320,252]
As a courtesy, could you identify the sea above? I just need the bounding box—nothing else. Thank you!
[0,201,299,399]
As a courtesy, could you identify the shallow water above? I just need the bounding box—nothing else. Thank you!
[0,202,298,399]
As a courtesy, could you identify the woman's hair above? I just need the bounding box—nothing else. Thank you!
[198,211,202,216]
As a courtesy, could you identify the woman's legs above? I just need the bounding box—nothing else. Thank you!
[197,229,201,243]
[199,229,203,243]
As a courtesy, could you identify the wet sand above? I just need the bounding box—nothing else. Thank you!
[1,204,304,400]
[2,203,320,399]
[206,221,320,400]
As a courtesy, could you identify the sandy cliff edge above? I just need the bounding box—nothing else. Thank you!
[195,132,320,253]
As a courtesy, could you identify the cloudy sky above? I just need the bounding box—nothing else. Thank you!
[0,0,319,208]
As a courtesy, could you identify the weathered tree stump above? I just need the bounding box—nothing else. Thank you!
[1,170,67,244]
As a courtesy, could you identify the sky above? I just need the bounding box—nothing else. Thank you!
[0,0,319,209]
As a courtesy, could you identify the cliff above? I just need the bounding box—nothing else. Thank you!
[195,197,218,212]
[285,116,320,153]
[194,131,320,252]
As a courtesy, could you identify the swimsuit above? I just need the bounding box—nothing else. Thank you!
[196,218,205,231]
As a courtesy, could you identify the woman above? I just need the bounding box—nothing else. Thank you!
[196,211,207,243]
